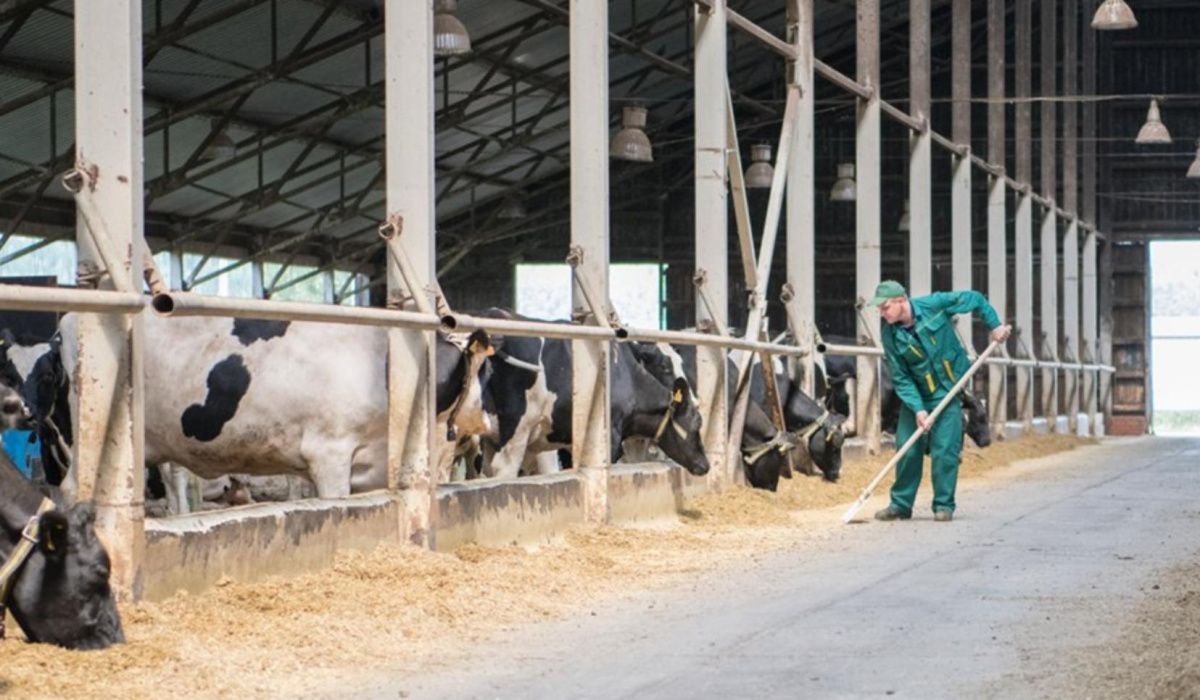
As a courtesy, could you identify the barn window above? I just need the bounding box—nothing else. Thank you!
[515,262,666,330]
[0,234,77,283]
[1150,240,1200,435]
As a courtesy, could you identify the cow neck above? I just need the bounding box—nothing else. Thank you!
[787,385,827,427]
[0,459,44,556]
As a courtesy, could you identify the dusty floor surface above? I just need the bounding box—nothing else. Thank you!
[3,434,1186,699]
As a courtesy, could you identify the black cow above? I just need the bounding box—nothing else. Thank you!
[818,334,991,447]
[646,344,846,490]
[0,451,124,649]
[476,309,709,479]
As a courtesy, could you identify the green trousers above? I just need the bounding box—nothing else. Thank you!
[889,396,962,516]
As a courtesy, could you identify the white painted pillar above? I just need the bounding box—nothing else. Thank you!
[986,0,1008,435]
[250,259,265,298]
[787,0,816,398]
[857,0,882,454]
[1081,0,1100,432]
[386,0,437,544]
[951,0,972,343]
[72,0,146,599]
[694,0,728,487]
[169,247,184,291]
[1062,0,1080,432]
[908,0,931,297]
[1015,0,1034,428]
[570,0,612,522]
[1039,0,1058,426]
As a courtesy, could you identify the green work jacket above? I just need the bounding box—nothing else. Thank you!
[881,290,1002,414]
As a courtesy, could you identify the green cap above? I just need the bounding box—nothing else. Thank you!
[868,280,907,306]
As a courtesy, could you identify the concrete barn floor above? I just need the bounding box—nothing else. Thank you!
[372,436,1200,700]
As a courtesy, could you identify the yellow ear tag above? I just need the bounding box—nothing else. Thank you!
[468,341,477,353]
[672,389,683,404]
[486,346,495,357]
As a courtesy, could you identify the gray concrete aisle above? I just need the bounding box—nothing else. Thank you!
[375,437,1200,700]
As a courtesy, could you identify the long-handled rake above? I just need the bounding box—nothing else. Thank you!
[841,338,1003,524]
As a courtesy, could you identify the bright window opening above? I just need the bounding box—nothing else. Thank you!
[1151,240,1200,435]
[515,263,666,330]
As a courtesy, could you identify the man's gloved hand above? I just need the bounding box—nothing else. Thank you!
[916,410,933,432]
[991,324,1012,344]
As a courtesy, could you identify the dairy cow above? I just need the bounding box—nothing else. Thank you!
[475,309,709,479]
[35,311,494,499]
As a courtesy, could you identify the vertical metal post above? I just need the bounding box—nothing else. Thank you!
[1015,0,1034,428]
[1081,0,1100,432]
[251,259,265,298]
[321,268,335,304]
[787,0,816,398]
[72,0,146,599]
[386,0,437,544]
[570,0,611,522]
[857,0,882,454]
[986,0,1008,436]
[908,0,931,297]
[1062,0,1080,432]
[951,0,971,340]
[1039,0,1059,429]
[168,247,184,291]
[694,0,728,487]
[1098,238,1113,431]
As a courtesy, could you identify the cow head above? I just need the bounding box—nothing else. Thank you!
[654,377,709,476]
[784,385,846,482]
[23,340,71,485]
[961,392,991,448]
[0,331,33,430]
[0,458,124,650]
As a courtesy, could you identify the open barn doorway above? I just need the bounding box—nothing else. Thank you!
[1150,240,1200,435]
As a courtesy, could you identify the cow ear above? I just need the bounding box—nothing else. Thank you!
[671,377,689,405]
[466,330,493,356]
[37,510,69,560]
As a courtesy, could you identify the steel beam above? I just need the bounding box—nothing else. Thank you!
[908,0,931,297]
[569,0,611,523]
[694,0,728,488]
[950,0,971,341]
[856,0,882,454]
[70,0,146,600]
[1039,0,1058,426]
[986,0,1008,436]
[385,0,437,546]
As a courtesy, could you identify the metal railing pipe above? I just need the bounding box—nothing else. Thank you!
[450,313,620,341]
[817,342,885,357]
[814,59,873,100]
[622,327,808,357]
[0,284,145,314]
[152,291,445,330]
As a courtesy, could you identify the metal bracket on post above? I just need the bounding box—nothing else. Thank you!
[566,245,624,333]
[379,214,450,319]
[693,268,728,337]
[63,164,135,295]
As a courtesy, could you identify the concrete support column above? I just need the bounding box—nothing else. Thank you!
[1099,238,1113,429]
[1015,0,1034,427]
[1063,0,1080,433]
[951,0,971,343]
[251,259,265,298]
[385,0,437,544]
[1082,231,1097,424]
[1081,0,1100,432]
[169,248,184,291]
[908,0,931,297]
[857,0,882,454]
[694,0,728,487]
[72,0,146,599]
[986,0,1008,435]
[570,0,612,522]
[787,0,816,399]
[1039,0,1059,427]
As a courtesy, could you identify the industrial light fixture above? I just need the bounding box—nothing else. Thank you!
[830,163,857,202]
[898,200,911,232]
[1187,141,1200,179]
[610,105,653,163]
[200,121,236,162]
[1091,0,1137,30]
[744,144,775,189]
[1135,98,1171,144]
[498,195,527,219]
[433,0,471,56]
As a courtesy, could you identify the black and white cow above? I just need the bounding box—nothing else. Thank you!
[818,334,991,447]
[656,345,846,489]
[475,309,709,479]
[0,449,124,649]
[35,311,494,499]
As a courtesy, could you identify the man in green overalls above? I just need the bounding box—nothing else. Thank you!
[868,281,1011,522]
